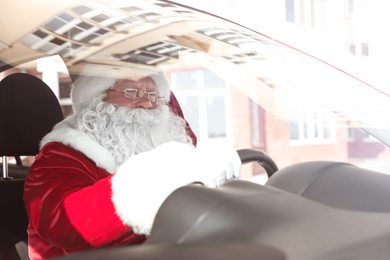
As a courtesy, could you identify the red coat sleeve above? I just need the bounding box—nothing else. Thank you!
[23,142,145,252]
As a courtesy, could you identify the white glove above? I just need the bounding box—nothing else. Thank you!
[194,143,241,188]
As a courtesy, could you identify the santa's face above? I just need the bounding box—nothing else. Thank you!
[76,95,193,166]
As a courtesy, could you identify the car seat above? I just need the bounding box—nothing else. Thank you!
[0,73,64,260]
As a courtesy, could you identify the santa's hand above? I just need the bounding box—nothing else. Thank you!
[111,142,199,235]
[194,143,241,188]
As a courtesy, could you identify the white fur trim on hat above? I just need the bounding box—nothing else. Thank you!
[71,76,116,114]
[149,71,171,101]
[71,71,171,113]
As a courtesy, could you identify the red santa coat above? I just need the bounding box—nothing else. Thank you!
[24,142,147,259]
[23,93,197,260]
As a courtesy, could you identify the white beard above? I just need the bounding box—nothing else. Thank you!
[75,95,193,166]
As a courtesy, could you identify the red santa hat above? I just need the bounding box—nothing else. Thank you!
[71,70,171,113]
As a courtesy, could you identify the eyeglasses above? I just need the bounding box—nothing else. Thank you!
[107,88,165,104]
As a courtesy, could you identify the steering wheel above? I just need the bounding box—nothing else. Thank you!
[237,149,278,178]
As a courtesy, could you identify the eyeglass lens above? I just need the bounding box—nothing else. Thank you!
[123,89,158,103]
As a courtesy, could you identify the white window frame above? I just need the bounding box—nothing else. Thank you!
[289,106,335,145]
[170,69,233,146]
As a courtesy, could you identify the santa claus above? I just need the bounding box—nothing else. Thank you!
[23,71,241,260]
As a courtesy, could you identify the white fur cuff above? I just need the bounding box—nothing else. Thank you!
[110,142,198,235]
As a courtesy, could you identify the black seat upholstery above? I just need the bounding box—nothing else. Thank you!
[0,73,64,260]
[0,180,29,260]
[0,73,64,156]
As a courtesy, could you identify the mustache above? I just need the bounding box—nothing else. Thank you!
[113,105,170,125]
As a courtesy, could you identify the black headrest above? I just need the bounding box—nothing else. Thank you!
[0,73,64,156]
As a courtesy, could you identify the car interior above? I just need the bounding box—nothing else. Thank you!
[2,1,390,260]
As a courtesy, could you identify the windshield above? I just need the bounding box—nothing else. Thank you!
[1,0,390,183]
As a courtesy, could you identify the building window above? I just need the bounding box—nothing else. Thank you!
[346,43,356,55]
[227,0,237,8]
[346,42,369,57]
[289,107,334,144]
[286,0,327,28]
[311,0,327,29]
[206,96,226,138]
[251,100,264,147]
[171,69,230,144]
[344,0,354,14]
[362,42,369,56]
[285,0,295,22]
[347,127,355,142]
